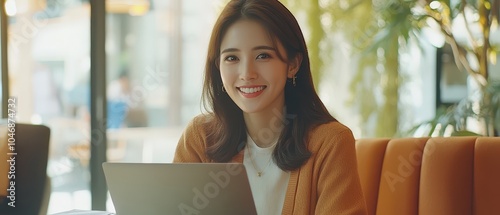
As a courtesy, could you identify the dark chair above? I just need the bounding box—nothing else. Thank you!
[0,123,51,215]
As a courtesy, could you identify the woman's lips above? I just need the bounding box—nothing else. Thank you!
[237,86,266,98]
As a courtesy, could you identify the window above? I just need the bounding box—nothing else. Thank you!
[5,0,225,213]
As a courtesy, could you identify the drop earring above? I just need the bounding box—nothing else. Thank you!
[292,75,296,87]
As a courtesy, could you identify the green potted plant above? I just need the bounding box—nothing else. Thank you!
[281,0,499,137]
[347,0,499,137]
[420,0,499,136]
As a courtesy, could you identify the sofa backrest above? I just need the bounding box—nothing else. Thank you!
[356,137,500,215]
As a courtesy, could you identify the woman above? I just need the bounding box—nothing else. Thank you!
[174,0,367,214]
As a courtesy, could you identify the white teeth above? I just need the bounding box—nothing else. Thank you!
[239,86,265,94]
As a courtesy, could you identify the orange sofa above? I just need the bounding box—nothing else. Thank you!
[356,137,500,215]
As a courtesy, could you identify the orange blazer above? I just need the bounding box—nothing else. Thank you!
[174,115,367,215]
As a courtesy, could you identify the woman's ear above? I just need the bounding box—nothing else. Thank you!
[287,54,303,78]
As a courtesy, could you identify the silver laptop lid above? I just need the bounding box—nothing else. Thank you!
[102,163,257,215]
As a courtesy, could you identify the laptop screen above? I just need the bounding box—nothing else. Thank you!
[103,162,257,215]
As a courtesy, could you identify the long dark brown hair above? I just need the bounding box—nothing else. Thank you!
[202,0,336,171]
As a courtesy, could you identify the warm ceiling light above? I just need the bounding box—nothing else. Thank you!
[5,0,17,16]
[107,0,151,16]
[129,4,149,16]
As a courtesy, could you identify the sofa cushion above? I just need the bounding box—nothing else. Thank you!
[356,137,500,215]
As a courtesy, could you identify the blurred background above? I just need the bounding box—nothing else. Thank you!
[0,0,498,213]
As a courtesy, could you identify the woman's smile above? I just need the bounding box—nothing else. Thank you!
[237,85,267,98]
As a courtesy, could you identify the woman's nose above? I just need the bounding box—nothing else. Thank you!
[239,59,258,81]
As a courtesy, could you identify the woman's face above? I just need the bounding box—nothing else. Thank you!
[219,19,296,114]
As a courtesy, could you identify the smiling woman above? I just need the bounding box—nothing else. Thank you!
[174,0,367,214]
[219,19,297,117]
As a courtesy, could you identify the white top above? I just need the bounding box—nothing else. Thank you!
[243,135,290,215]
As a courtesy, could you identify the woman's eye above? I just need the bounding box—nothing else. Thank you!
[224,56,238,62]
[256,53,271,59]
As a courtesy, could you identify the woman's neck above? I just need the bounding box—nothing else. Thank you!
[243,107,286,148]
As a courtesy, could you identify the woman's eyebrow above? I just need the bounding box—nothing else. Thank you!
[220,45,276,54]
[252,46,275,51]
[221,48,239,54]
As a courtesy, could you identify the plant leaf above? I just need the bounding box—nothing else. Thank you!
[451,130,483,136]
[489,50,497,65]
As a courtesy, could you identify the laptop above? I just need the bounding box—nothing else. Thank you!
[102,162,257,215]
